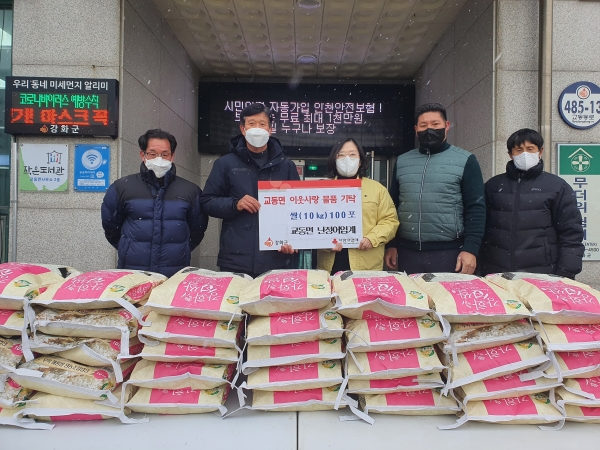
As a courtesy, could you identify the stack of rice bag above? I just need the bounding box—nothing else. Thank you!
[333,271,457,416]
[489,273,600,425]
[0,262,79,429]
[127,268,249,415]
[413,273,563,429]
[238,270,349,413]
[11,268,165,424]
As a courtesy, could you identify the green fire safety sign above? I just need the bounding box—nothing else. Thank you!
[558,144,600,260]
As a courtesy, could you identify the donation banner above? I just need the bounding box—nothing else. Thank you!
[258,179,363,250]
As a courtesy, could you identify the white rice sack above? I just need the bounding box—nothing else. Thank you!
[29,270,166,324]
[0,262,79,310]
[0,337,23,374]
[487,272,600,324]
[457,370,562,405]
[17,384,137,423]
[30,307,143,375]
[348,373,444,395]
[412,273,531,323]
[554,385,600,409]
[127,359,234,391]
[29,334,142,383]
[250,385,348,412]
[0,309,25,337]
[0,377,34,408]
[440,393,563,429]
[444,341,549,390]
[246,360,343,391]
[561,404,600,423]
[546,350,600,379]
[555,380,600,423]
[135,342,239,365]
[30,334,143,365]
[246,307,343,345]
[333,271,431,319]
[0,405,53,429]
[242,339,344,375]
[126,385,230,415]
[12,356,117,403]
[441,321,538,357]
[239,270,332,316]
[562,377,600,401]
[360,389,460,415]
[535,323,600,352]
[345,316,446,353]
[33,307,139,339]
[144,268,251,321]
[138,312,241,349]
[347,346,445,380]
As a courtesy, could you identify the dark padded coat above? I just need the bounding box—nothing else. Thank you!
[101,163,208,277]
[480,160,584,278]
[199,135,299,275]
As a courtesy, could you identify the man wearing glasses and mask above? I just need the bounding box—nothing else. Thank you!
[101,129,208,277]
[200,103,299,278]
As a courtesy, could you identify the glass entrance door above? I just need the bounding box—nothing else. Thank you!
[369,151,393,189]
[0,6,12,262]
[292,158,329,181]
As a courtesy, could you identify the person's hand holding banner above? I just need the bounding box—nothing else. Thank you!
[237,195,261,213]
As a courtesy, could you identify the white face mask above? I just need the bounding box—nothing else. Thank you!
[513,152,540,171]
[244,127,270,148]
[336,156,361,177]
[145,157,172,178]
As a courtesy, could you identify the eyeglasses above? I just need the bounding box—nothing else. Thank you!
[145,152,172,159]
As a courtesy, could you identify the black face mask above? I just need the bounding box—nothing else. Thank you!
[417,127,446,150]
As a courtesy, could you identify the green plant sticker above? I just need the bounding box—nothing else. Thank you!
[226,296,239,305]
[418,346,435,357]
[219,322,237,331]
[324,311,338,321]
[505,299,522,310]
[13,280,32,288]
[321,360,336,369]
[418,317,436,328]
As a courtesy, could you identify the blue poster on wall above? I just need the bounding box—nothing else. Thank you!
[74,144,110,191]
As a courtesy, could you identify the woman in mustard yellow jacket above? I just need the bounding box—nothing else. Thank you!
[317,138,399,274]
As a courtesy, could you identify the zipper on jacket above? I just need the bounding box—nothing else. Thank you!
[418,151,432,250]
[510,174,523,271]
[453,206,459,239]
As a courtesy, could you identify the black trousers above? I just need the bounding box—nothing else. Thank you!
[395,247,462,275]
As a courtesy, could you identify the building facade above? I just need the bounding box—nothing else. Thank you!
[5,0,600,287]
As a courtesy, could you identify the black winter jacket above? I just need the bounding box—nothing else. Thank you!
[199,135,299,275]
[480,160,584,278]
[101,164,208,277]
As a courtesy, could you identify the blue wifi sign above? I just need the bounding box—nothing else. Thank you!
[74,144,110,191]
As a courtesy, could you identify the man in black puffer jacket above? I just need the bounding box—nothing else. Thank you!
[101,129,208,277]
[480,128,584,278]
[200,103,299,278]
